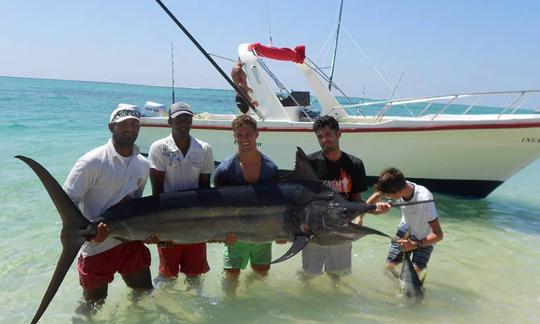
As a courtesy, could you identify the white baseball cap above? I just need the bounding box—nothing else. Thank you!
[109,103,141,124]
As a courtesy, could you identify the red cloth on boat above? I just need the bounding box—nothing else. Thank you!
[248,43,305,64]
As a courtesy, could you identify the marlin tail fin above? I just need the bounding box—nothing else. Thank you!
[400,252,424,301]
[16,156,89,324]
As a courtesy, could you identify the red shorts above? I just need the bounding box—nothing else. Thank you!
[78,241,151,291]
[158,243,209,277]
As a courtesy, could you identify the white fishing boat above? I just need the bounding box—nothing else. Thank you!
[136,42,540,198]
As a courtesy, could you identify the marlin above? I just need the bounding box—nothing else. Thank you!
[398,230,424,301]
[399,252,424,301]
[17,147,394,323]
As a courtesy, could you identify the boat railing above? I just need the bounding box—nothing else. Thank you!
[339,90,540,121]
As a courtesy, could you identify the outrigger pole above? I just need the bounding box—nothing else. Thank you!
[171,42,175,104]
[154,0,264,119]
[328,0,344,91]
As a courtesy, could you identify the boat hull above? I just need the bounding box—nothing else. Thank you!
[138,116,540,198]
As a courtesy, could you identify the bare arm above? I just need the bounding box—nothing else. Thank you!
[367,191,383,204]
[149,168,165,196]
[400,219,443,252]
[198,173,211,189]
[231,64,249,93]
[423,219,443,246]
[147,168,166,244]
[352,191,392,225]
[350,192,364,225]
[366,191,391,215]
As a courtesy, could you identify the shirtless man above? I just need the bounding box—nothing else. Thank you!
[231,60,258,113]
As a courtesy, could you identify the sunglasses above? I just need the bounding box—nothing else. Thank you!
[112,109,141,122]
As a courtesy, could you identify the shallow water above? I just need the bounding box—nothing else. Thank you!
[1,76,539,323]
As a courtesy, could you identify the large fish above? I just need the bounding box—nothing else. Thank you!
[17,147,393,323]
[399,252,424,301]
[399,232,424,301]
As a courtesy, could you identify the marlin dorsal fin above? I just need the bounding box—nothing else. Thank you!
[282,147,320,183]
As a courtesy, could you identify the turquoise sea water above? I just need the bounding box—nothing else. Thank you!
[1,76,539,323]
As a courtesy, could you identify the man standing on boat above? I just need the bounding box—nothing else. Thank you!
[148,102,215,289]
[300,115,376,285]
[63,104,153,307]
[231,60,258,113]
[213,114,284,294]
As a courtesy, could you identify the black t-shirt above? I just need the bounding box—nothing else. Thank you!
[307,151,367,201]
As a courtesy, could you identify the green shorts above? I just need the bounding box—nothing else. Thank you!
[223,242,272,270]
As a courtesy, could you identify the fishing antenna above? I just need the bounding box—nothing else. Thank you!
[153,0,264,119]
[266,0,273,46]
[328,0,344,91]
[171,42,176,104]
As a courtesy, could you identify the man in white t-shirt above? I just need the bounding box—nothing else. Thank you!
[63,104,153,304]
[148,102,215,287]
[369,167,444,276]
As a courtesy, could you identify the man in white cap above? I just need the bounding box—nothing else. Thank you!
[148,102,215,289]
[63,103,153,307]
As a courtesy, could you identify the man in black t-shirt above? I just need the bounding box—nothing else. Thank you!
[307,150,367,201]
[300,115,368,283]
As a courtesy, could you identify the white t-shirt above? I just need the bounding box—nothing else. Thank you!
[397,181,438,240]
[63,140,149,257]
[148,135,214,192]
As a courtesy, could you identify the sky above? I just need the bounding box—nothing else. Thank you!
[1,0,539,101]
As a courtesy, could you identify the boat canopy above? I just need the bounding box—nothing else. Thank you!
[248,43,305,64]
[239,43,349,121]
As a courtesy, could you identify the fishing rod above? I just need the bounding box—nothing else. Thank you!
[153,0,264,119]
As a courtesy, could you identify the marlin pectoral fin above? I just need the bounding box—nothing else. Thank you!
[271,234,310,264]
[347,222,393,239]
